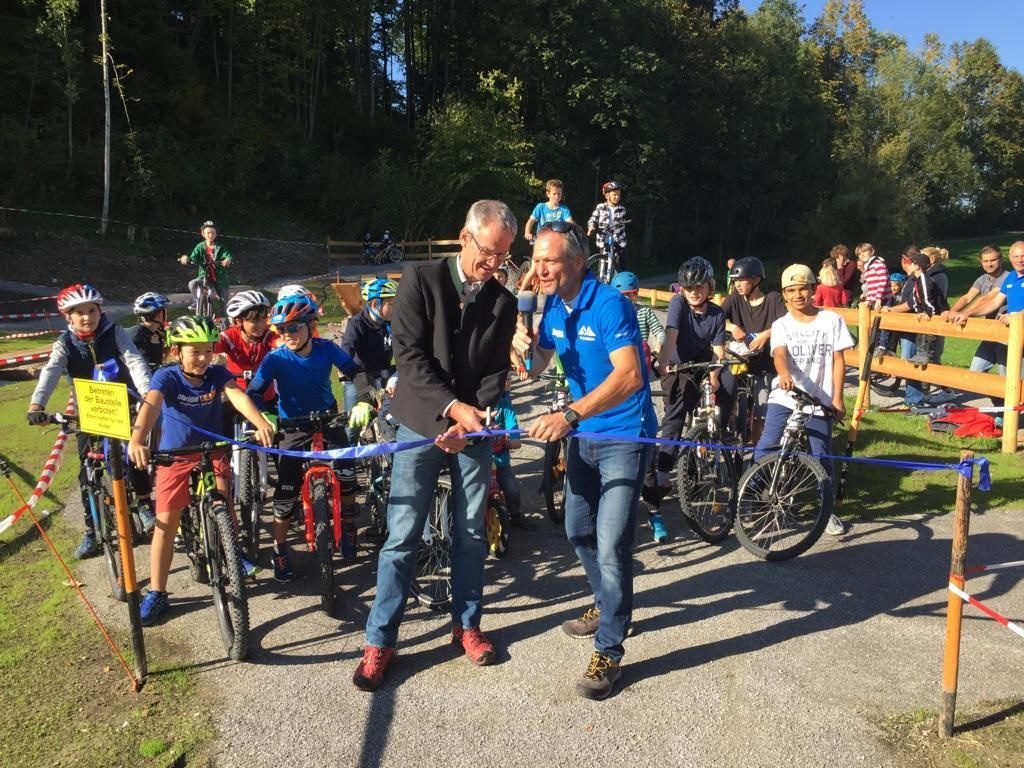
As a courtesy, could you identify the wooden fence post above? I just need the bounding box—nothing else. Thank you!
[1002,311,1023,453]
[939,450,974,738]
[857,302,871,408]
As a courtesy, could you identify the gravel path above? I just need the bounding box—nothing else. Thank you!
[65,366,1024,768]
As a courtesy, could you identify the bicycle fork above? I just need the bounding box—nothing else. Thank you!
[300,466,343,552]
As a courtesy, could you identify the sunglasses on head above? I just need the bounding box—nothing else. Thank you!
[539,221,586,252]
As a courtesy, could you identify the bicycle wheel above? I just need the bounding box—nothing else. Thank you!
[676,425,735,544]
[197,290,213,319]
[98,478,127,602]
[542,438,567,524]
[311,478,337,616]
[485,499,509,559]
[181,506,209,585]
[236,448,262,562]
[365,455,389,540]
[411,475,452,611]
[387,244,404,263]
[734,453,832,561]
[207,500,250,661]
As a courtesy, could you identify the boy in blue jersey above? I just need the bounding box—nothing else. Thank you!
[524,179,574,245]
[248,294,367,582]
[127,316,275,626]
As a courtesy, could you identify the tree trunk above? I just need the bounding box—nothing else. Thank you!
[211,12,220,84]
[227,6,234,122]
[25,50,38,130]
[66,88,73,184]
[100,0,111,235]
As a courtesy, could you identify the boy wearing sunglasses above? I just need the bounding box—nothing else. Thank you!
[248,295,367,583]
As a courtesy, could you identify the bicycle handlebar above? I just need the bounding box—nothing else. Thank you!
[278,410,349,432]
[788,387,842,423]
[151,442,231,466]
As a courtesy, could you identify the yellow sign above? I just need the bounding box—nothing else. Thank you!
[73,378,132,440]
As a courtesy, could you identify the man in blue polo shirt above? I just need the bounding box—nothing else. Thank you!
[951,241,1024,321]
[512,221,656,701]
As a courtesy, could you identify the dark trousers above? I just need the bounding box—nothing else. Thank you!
[656,369,735,473]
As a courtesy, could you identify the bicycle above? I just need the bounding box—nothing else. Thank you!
[410,470,454,611]
[669,360,737,545]
[358,390,396,542]
[485,464,510,559]
[278,410,356,617]
[361,233,404,265]
[49,414,145,601]
[540,362,571,524]
[733,388,839,561]
[588,219,631,285]
[151,443,250,660]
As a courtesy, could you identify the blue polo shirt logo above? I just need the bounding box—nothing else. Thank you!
[578,325,597,341]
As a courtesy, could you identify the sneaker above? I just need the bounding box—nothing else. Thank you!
[928,389,957,405]
[140,589,169,626]
[649,513,668,543]
[909,351,931,366]
[825,514,847,536]
[640,483,670,509]
[576,651,622,700]
[873,346,886,360]
[137,500,156,534]
[452,626,496,666]
[353,645,395,691]
[562,606,601,638]
[271,549,294,583]
[74,532,99,560]
[240,555,259,579]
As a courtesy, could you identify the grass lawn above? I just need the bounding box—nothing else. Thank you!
[0,381,213,768]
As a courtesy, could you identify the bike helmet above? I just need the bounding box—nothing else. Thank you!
[889,273,907,284]
[133,292,170,316]
[200,220,218,232]
[271,295,318,326]
[361,278,399,303]
[728,257,765,281]
[226,290,271,319]
[276,284,316,302]
[611,272,640,292]
[167,315,219,345]
[57,283,104,313]
[601,180,622,193]
[677,257,716,288]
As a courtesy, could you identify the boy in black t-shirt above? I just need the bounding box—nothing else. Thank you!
[721,257,786,442]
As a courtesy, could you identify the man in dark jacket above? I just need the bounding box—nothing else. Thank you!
[354,200,518,691]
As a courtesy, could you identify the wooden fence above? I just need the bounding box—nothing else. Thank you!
[325,237,460,271]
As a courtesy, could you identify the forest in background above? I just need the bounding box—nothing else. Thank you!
[3,0,1023,263]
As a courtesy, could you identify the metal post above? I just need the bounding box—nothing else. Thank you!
[939,450,973,737]
[107,439,147,687]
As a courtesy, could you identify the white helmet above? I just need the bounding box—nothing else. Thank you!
[226,290,272,319]
[57,283,104,313]
[276,284,316,302]
[133,291,170,316]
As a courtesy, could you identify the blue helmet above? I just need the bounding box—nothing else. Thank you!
[271,295,318,326]
[889,272,906,284]
[133,292,170,316]
[611,272,640,292]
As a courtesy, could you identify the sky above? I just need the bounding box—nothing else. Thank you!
[742,1,1024,73]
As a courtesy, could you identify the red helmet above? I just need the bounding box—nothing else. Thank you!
[57,283,104,313]
[601,181,622,194]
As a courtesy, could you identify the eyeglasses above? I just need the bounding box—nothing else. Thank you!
[279,322,310,334]
[468,231,510,263]
[539,220,586,254]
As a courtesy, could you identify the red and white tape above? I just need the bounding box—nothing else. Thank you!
[0,311,57,321]
[0,352,49,367]
[966,560,1024,575]
[948,582,1024,640]
[0,400,73,535]
[0,329,56,341]
[0,294,58,304]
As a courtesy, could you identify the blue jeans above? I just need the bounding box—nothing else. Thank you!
[900,337,925,405]
[564,437,651,662]
[755,404,835,480]
[365,425,492,648]
[971,341,1007,407]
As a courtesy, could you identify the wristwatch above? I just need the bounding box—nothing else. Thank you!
[562,407,580,428]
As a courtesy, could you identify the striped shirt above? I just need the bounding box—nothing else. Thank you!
[860,255,889,305]
[634,304,665,344]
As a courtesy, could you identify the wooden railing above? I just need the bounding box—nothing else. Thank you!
[837,303,1022,454]
[325,237,460,269]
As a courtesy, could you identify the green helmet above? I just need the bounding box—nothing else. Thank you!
[167,315,220,345]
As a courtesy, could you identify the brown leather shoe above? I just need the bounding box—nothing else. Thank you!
[562,606,600,638]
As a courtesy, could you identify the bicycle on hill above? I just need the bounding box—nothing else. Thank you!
[733,388,839,561]
[278,410,356,618]
[49,414,146,601]
[588,219,631,285]
[361,231,405,265]
[151,442,250,660]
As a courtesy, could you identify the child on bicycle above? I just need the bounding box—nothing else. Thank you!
[524,179,574,244]
[127,315,274,626]
[130,292,170,371]
[644,258,734,542]
[248,295,368,583]
[721,257,787,443]
[587,181,628,269]
[611,271,664,376]
[179,220,231,318]
[216,290,280,419]
[756,264,853,537]
[339,279,397,437]
[27,284,156,554]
